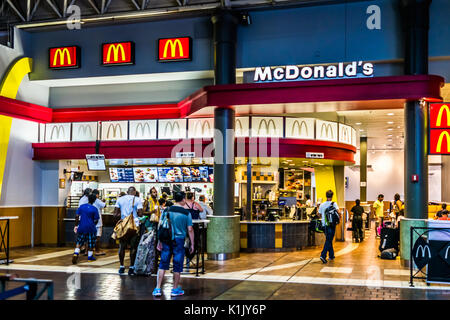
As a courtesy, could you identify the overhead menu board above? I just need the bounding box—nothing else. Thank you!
[109,168,134,183]
[133,167,158,183]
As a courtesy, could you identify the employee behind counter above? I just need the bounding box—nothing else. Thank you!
[244,194,316,222]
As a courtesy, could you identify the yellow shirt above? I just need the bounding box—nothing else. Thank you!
[373,200,384,217]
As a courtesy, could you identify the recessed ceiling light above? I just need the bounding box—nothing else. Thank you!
[359,129,364,132]
[397,126,401,129]
[387,134,393,137]
[387,128,394,131]
[356,122,362,125]
[387,113,394,116]
[387,121,394,125]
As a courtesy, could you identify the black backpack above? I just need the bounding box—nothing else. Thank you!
[325,202,340,226]
[157,209,172,243]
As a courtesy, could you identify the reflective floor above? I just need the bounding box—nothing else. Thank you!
[1,228,449,300]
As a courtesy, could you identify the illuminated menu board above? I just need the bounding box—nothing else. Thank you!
[109,168,134,183]
[182,167,192,182]
[133,167,158,183]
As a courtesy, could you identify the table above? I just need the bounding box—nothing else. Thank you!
[0,216,19,265]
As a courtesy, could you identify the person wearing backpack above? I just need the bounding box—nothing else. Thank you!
[319,190,341,264]
[153,191,194,297]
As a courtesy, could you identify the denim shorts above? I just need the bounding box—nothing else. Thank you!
[159,237,185,273]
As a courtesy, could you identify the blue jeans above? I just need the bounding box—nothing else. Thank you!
[321,225,336,260]
[159,237,185,273]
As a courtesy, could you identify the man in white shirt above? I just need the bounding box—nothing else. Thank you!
[114,186,143,276]
[198,195,212,220]
[318,190,340,264]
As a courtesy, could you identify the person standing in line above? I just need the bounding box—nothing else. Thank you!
[350,199,364,243]
[77,188,93,255]
[184,192,203,220]
[373,194,385,236]
[144,187,159,217]
[392,193,403,220]
[153,191,194,297]
[319,190,340,264]
[91,189,106,256]
[114,186,143,276]
[72,194,100,264]
[435,203,449,219]
[305,194,312,207]
[198,195,212,220]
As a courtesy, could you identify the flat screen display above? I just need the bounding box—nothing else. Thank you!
[133,167,158,183]
[172,167,183,182]
[158,167,175,183]
[109,167,134,183]
[86,154,106,171]
[208,167,214,183]
[182,167,192,182]
[197,166,209,183]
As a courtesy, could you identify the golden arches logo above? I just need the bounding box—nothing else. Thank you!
[415,245,431,259]
[52,48,71,66]
[135,122,152,138]
[257,119,277,136]
[106,123,123,139]
[163,39,183,58]
[291,120,308,136]
[436,131,450,153]
[236,119,244,136]
[341,127,350,143]
[77,124,93,138]
[193,120,211,136]
[106,44,126,62]
[436,104,450,127]
[164,121,181,137]
[49,125,66,140]
[321,123,334,139]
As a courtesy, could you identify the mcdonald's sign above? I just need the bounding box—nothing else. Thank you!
[321,123,334,139]
[429,103,450,155]
[257,119,277,136]
[106,123,123,139]
[430,103,450,129]
[102,42,134,66]
[49,46,79,69]
[291,120,308,137]
[158,37,191,62]
[135,122,152,138]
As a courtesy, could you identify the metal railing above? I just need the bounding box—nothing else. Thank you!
[0,274,54,300]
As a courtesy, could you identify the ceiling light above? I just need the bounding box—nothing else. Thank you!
[387,134,393,137]
[359,129,364,132]
[387,121,394,125]
[355,122,362,125]
[397,126,401,129]
[387,113,394,116]
[387,128,394,131]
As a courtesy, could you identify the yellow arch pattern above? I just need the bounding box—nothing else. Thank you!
[0,57,32,99]
[0,57,32,199]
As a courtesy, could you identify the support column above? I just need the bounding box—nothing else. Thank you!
[207,10,240,260]
[246,159,252,221]
[360,137,367,202]
[399,0,431,264]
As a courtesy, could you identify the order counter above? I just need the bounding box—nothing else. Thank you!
[240,220,310,252]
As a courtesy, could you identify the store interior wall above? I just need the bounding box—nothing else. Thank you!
[345,150,442,203]
[314,166,337,204]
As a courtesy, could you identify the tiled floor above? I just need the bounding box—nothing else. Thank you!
[1,228,449,300]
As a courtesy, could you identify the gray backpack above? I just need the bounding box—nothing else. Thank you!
[134,229,157,275]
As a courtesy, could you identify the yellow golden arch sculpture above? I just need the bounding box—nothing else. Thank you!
[0,56,32,199]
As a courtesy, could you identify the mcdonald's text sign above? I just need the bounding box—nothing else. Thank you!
[49,46,79,69]
[429,103,450,155]
[102,42,134,66]
[158,37,191,62]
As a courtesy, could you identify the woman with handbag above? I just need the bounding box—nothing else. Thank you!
[113,186,143,276]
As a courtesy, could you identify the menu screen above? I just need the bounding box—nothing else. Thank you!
[158,167,175,183]
[109,168,134,183]
[190,167,202,182]
[172,167,183,182]
[86,154,106,171]
[208,167,214,183]
[182,167,192,182]
[133,167,158,183]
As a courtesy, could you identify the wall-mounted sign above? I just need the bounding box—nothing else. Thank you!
[102,42,134,66]
[49,46,80,69]
[429,103,450,155]
[250,61,374,83]
[158,37,191,62]
[176,152,196,158]
[306,152,324,159]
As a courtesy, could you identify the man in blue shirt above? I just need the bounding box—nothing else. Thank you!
[318,190,341,264]
[153,191,194,297]
[72,194,100,264]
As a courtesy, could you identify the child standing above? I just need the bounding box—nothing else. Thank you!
[72,194,100,264]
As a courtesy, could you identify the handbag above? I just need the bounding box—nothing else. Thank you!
[150,213,159,223]
[113,196,138,240]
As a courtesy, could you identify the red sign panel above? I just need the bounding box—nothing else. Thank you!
[49,46,79,69]
[430,129,450,155]
[430,103,450,129]
[429,103,450,155]
[158,37,191,62]
[102,42,134,66]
